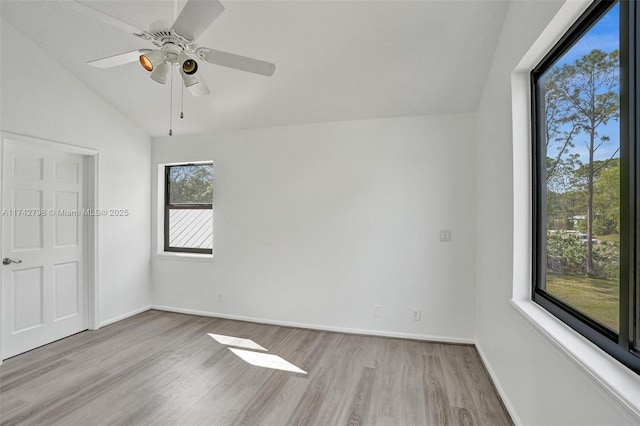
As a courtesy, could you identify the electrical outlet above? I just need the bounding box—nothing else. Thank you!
[373,305,382,318]
[218,293,224,303]
[439,229,452,242]
[412,308,421,321]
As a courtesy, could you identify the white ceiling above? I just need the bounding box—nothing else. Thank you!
[0,1,509,138]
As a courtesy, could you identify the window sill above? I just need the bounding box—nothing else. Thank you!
[155,252,213,262]
[510,299,640,419]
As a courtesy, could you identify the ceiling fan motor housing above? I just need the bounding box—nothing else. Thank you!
[137,28,196,53]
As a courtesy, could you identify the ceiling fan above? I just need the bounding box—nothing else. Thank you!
[67,0,276,98]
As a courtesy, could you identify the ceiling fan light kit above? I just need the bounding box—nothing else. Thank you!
[141,46,199,88]
[139,49,165,72]
[177,53,198,75]
[72,0,276,135]
[150,61,170,84]
[179,67,200,88]
[139,55,153,72]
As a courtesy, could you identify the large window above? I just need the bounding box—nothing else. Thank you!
[532,0,638,373]
[164,163,213,254]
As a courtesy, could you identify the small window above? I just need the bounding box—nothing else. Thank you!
[164,163,213,254]
[532,0,639,373]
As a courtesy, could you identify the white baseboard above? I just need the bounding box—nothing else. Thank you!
[476,343,522,426]
[150,304,476,345]
[99,305,151,327]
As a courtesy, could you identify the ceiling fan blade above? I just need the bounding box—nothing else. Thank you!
[65,1,145,35]
[196,48,276,77]
[188,76,211,96]
[87,50,151,68]
[173,0,225,41]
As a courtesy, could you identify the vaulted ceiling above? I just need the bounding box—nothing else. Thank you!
[0,1,509,137]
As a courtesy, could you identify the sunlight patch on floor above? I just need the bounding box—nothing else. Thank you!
[207,333,268,351]
[228,348,308,374]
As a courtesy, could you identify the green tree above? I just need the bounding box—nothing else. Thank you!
[568,159,618,233]
[544,66,581,189]
[547,49,619,275]
[169,165,213,204]
[593,159,620,235]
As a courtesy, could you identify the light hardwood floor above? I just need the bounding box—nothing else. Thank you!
[0,310,512,426]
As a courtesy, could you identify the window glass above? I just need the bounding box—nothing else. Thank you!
[165,163,213,254]
[537,3,620,331]
[168,164,214,204]
[167,208,213,250]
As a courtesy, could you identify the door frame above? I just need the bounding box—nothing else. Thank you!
[0,132,100,363]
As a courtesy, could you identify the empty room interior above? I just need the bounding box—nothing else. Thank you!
[1,0,639,425]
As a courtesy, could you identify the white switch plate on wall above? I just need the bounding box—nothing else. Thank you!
[412,308,421,321]
[373,305,382,318]
[439,229,452,242]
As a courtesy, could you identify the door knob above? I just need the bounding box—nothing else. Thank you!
[2,258,22,265]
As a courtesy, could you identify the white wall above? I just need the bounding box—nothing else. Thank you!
[475,1,638,424]
[0,21,151,325]
[152,114,477,341]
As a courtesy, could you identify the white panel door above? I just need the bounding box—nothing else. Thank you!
[2,142,85,359]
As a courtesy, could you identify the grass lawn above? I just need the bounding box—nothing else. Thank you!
[546,274,619,331]
[596,234,620,244]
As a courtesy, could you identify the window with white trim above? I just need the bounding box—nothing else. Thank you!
[531,0,638,374]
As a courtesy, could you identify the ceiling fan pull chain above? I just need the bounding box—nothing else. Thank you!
[181,83,185,119]
[169,66,174,136]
